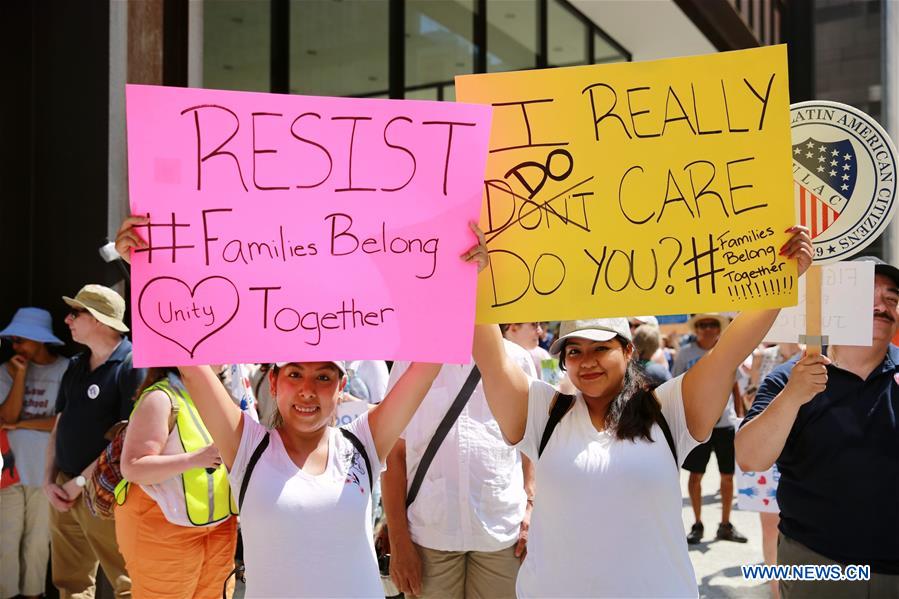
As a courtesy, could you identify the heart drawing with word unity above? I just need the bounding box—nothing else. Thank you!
[138,276,240,358]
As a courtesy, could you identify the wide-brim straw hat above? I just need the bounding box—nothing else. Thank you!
[687,313,730,333]
[63,284,129,333]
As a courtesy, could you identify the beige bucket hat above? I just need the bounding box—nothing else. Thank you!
[63,284,129,333]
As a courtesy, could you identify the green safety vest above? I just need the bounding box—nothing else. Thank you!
[115,378,238,526]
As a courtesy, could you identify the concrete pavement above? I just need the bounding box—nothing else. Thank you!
[682,461,774,599]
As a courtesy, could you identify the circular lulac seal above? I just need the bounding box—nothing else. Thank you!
[791,101,897,264]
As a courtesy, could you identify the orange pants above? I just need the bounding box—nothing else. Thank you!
[114,485,237,599]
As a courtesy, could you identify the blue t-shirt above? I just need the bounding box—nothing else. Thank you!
[743,346,899,574]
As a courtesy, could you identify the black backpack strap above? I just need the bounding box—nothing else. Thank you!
[538,392,575,458]
[655,411,678,466]
[406,366,481,507]
[340,428,373,491]
[238,432,270,509]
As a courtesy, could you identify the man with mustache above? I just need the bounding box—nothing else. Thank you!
[736,256,899,597]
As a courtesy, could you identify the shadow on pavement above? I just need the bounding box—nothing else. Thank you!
[683,491,721,508]
[699,564,770,598]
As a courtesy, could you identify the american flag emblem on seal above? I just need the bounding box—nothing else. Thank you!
[792,138,856,239]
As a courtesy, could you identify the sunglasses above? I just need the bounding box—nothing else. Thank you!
[68,308,88,320]
[8,336,27,344]
[695,321,721,330]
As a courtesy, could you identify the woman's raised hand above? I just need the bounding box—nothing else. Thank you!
[460,221,489,273]
[779,225,813,277]
[114,215,150,264]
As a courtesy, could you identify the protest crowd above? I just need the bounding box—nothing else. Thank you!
[3,23,899,599]
[1,213,897,599]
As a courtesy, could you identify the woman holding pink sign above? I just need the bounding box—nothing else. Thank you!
[117,215,444,598]
[460,224,813,598]
[177,361,439,598]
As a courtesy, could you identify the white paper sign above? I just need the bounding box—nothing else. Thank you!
[765,262,874,346]
[736,464,780,513]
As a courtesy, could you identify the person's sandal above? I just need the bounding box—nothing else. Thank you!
[686,522,704,544]
[716,522,748,543]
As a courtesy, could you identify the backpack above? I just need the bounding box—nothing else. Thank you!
[83,362,179,519]
[538,392,678,464]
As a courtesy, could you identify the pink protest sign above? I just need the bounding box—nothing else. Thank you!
[125,84,491,367]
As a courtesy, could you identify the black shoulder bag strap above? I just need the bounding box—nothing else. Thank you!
[340,428,373,491]
[238,432,270,509]
[406,366,481,507]
[655,412,678,466]
[538,392,574,458]
[537,392,678,466]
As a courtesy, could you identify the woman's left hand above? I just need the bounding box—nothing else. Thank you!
[779,225,813,276]
[460,221,489,273]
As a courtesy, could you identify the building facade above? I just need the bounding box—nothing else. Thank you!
[2,0,802,358]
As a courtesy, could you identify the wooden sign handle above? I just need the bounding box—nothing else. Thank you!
[803,265,825,356]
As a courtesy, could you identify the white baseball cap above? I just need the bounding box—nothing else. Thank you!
[549,318,632,356]
[274,361,347,376]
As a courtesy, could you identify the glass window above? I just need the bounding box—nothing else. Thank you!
[203,0,271,92]
[405,88,440,101]
[594,32,626,64]
[548,0,587,67]
[289,0,389,97]
[443,84,456,101]
[486,0,537,72]
[406,0,475,96]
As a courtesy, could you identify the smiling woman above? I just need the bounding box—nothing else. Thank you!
[463,222,813,598]
[176,358,440,598]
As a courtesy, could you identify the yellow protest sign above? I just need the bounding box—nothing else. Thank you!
[456,45,797,323]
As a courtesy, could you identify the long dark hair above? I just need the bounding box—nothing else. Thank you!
[134,367,178,401]
[559,337,662,443]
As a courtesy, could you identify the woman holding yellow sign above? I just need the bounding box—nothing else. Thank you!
[463,224,812,597]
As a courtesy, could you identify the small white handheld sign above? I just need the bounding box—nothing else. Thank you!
[765,261,874,346]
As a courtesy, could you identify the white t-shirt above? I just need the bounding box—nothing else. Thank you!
[672,343,736,428]
[515,375,703,598]
[228,413,384,598]
[0,356,69,486]
[389,340,536,552]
